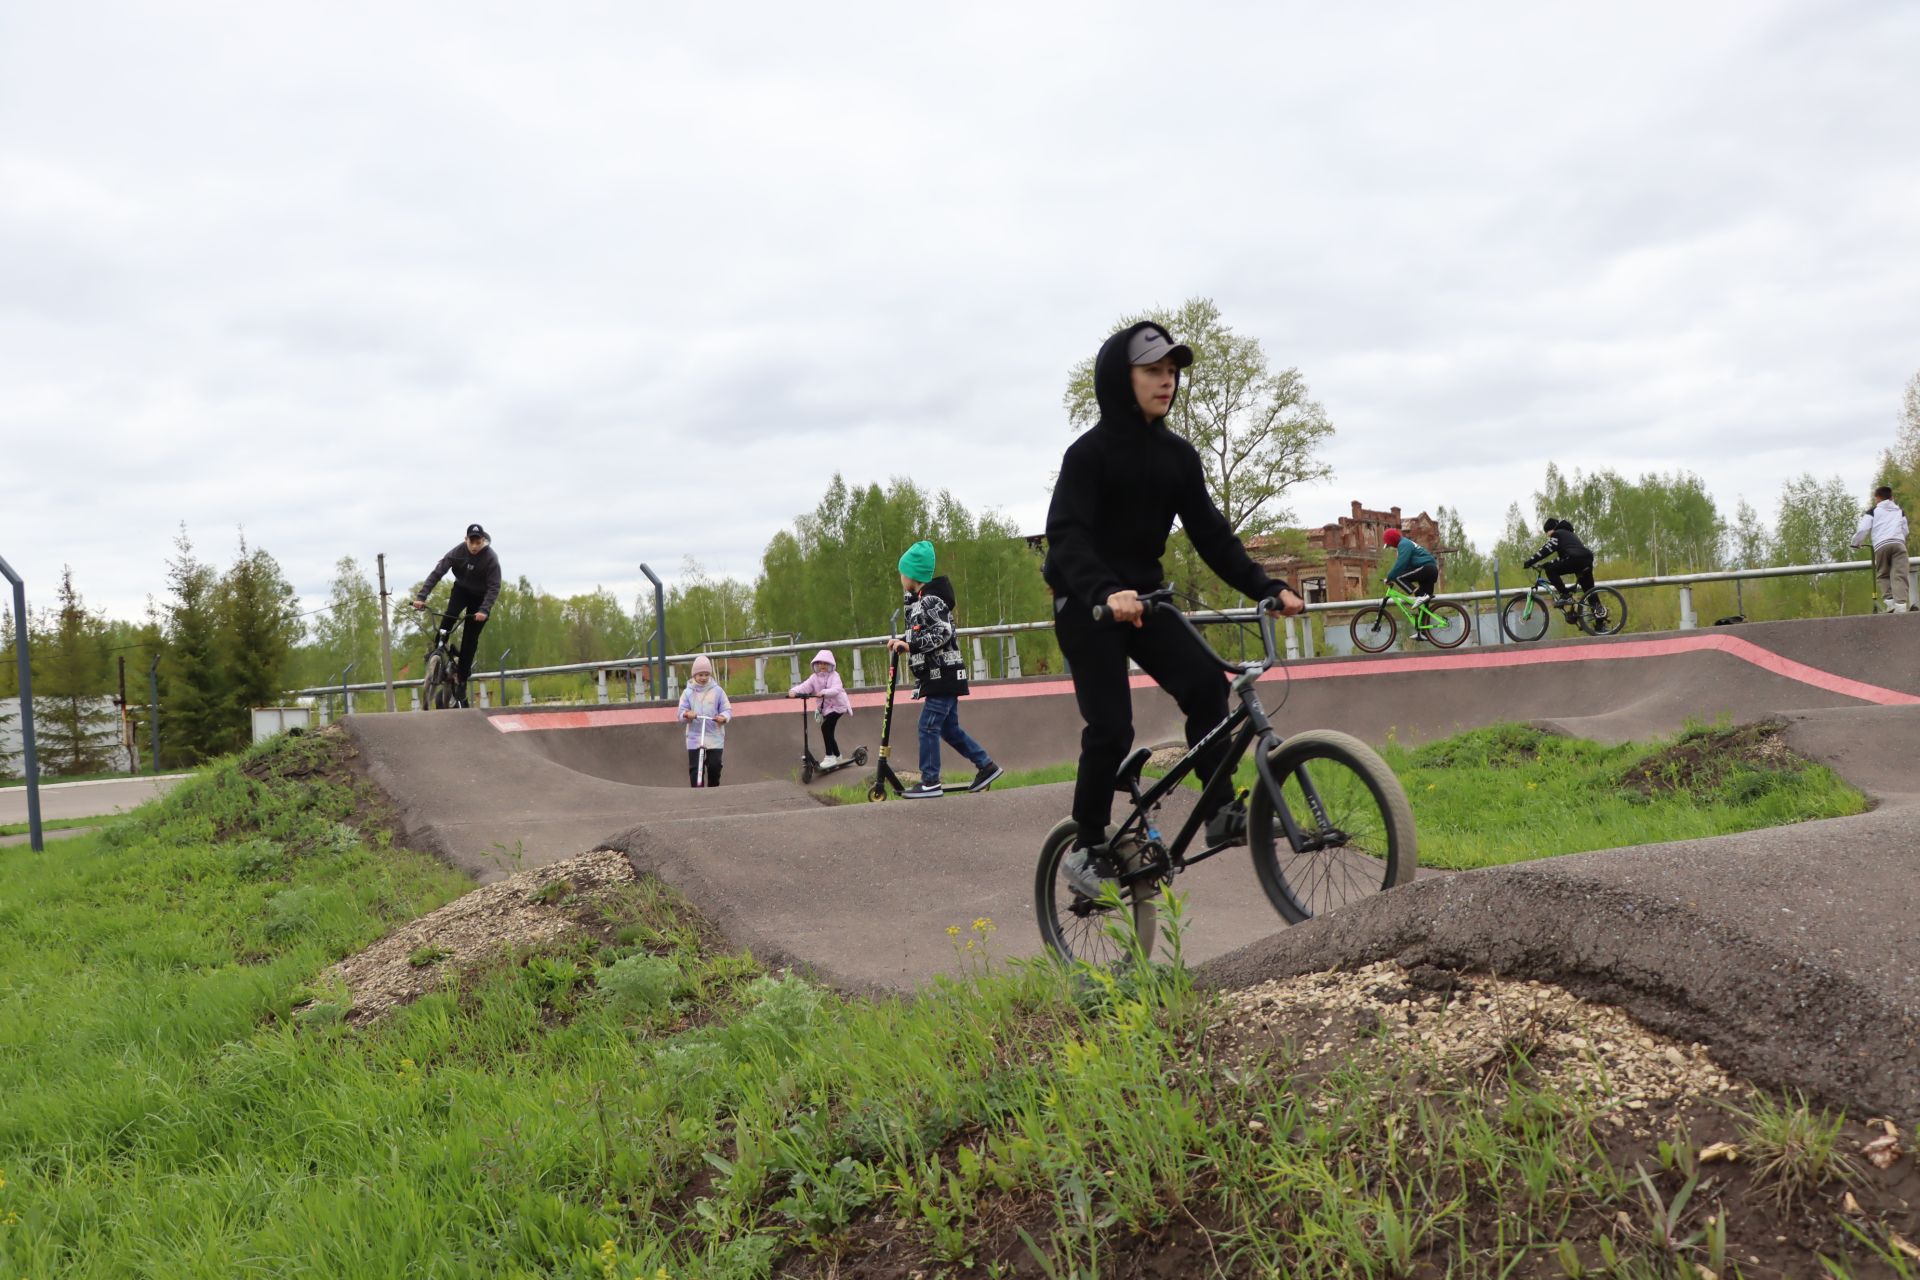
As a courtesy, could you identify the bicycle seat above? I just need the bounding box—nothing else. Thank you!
[1114,746,1152,792]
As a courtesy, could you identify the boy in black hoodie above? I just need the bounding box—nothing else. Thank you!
[411,522,502,706]
[886,539,1002,799]
[1524,518,1595,598]
[1044,322,1304,898]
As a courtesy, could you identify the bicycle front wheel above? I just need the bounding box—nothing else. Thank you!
[1578,587,1628,636]
[422,654,453,710]
[1423,601,1472,648]
[1248,730,1417,925]
[1035,818,1158,967]
[1500,593,1550,643]
[1350,606,1398,653]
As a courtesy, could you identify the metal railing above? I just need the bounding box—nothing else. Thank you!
[288,558,1888,716]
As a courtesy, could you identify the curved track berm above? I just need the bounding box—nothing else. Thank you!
[341,615,1920,1114]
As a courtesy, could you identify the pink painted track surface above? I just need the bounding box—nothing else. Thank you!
[343,614,1920,1114]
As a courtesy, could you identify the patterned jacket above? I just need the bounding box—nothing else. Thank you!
[902,576,970,699]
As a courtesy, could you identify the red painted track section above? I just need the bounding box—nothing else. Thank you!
[488,628,1920,734]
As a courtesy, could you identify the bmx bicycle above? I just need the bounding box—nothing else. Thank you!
[1499,575,1628,642]
[1349,581,1472,653]
[1035,590,1418,967]
[410,607,474,710]
[797,694,867,783]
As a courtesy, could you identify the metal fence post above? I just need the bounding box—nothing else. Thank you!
[1678,585,1696,630]
[851,649,865,688]
[596,669,609,705]
[497,649,512,709]
[520,678,533,705]
[972,636,988,680]
[754,656,767,694]
[639,563,666,704]
[338,663,355,719]
[0,555,43,852]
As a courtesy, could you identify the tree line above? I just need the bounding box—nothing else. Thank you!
[7,302,1913,776]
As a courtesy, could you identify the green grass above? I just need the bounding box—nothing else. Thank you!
[0,816,99,837]
[0,769,171,788]
[1381,721,1868,869]
[818,760,1077,804]
[846,721,1868,870]
[0,732,1893,1276]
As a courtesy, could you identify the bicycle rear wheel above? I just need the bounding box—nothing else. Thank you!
[1422,601,1471,648]
[1500,593,1550,643]
[422,653,454,710]
[1578,587,1628,636]
[1350,606,1397,653]
[1248,730,1417,924]
[1035,817,1159,966]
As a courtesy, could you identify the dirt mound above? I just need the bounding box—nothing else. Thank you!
[301,848,642,1024]
[1621,719,1805,798]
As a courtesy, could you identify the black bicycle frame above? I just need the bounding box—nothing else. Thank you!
[1103,605,1335,889]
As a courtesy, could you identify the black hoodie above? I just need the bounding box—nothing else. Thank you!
[421,542,502,612]
[1525,520,1591,568]
[1043,322,1291,607]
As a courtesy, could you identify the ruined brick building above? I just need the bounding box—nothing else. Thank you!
[1246,501,1448,605]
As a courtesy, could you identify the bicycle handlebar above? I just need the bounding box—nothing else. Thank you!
[1091,589,1281,674]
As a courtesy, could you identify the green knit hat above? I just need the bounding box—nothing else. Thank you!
[897,539,936,583]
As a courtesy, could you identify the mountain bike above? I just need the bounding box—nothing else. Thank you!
[412,608,471,710]
[1035,590,1418,967]
[1499,576,1629,642]
[1349,581,1472,653]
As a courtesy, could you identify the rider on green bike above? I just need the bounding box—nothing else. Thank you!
[1381,528,1438,631]
[1524,518,1595,602]
[1043,321,1305,900]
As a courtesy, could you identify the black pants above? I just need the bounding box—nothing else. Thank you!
[687,747,723,786]
[1539,554,1595,596]
[439,585,488,687]
[820,711,842,756]
[1391,563,1438,602]
[1054,598,1232,844]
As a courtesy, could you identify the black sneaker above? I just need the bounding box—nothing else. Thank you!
[1063,844,1120,898]
[968,763,1003,792]
[901,781,943,799]
[1205,800,1249,848]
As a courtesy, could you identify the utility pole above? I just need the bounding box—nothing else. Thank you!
[117,654,135,772]
[147,655,160,772]
[376,553,397,712]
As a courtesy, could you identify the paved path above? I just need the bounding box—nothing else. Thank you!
[340,615,1920,1115]
[0,774,189,825]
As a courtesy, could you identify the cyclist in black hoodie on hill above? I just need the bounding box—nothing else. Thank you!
[412,523,502,707]
[1044,321,1305,899]
[1524,518,1595,600]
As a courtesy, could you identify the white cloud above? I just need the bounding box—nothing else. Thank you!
[2,0,1916,620]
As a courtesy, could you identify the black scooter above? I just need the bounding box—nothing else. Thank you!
[797,694,866,784]
[865,636,978,801]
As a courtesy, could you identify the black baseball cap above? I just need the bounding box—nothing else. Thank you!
[466,523,488,540]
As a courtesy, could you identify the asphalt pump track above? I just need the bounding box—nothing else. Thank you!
[341,615,1920,1115]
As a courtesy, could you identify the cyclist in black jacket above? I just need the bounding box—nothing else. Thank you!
[1044,321,1305,899]
[1524,518,1595,598]
[412,523,501,705]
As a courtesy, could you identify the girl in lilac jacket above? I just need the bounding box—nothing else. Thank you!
[787,648,852,765]
[678,655,732,785]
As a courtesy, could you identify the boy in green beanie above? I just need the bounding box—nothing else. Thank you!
[886,539,1002,798]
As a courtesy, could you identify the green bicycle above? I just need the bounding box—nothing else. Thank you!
[1350,582,1471,653]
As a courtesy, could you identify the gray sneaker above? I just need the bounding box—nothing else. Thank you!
[1205,800,1248,849]
[1062,845,1119,899]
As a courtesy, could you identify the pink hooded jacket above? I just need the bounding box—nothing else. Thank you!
[787,648,852,717]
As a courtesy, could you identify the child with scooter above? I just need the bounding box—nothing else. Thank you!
[887,540,1002,799]
[788,649,865,780]
[678,655,731,787]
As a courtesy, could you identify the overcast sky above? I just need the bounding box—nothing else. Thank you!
[4,1,1917,623]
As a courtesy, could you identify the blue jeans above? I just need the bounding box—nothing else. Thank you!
[917,696,992,784]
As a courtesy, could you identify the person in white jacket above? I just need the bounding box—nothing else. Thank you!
[1852,486,1911,613]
